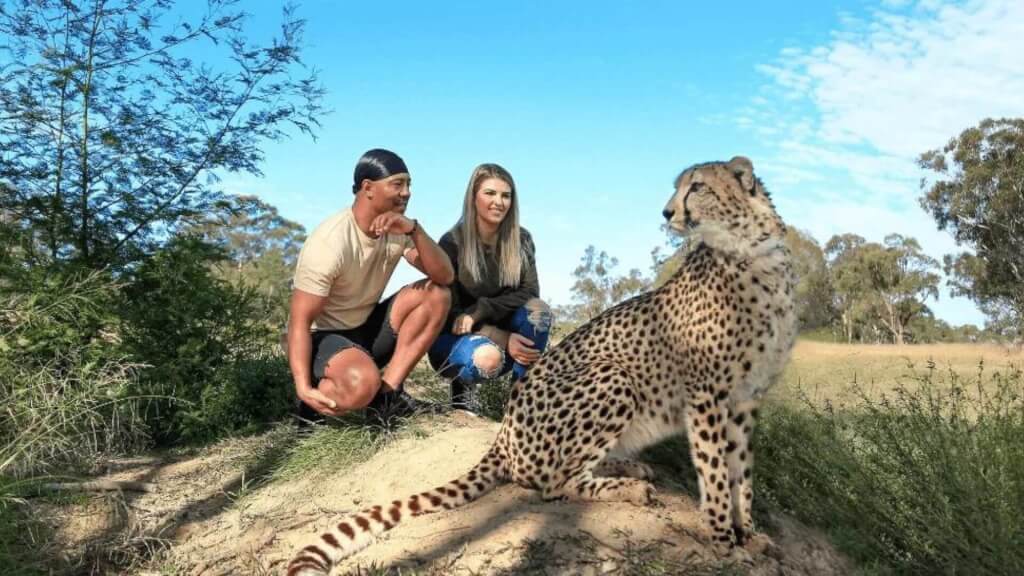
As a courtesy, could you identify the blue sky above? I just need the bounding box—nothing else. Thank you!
[221,0,1024,327]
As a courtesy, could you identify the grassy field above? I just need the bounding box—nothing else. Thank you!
[772,340,1024,406]
[5,341,1023,575]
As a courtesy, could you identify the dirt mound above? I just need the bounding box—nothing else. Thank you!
[165,414,848,576]
[40,413,850,575]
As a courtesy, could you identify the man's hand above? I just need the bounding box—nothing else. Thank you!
[370,212,415,238]
[297,383,344,416]
[508,333,541,366]
[452,313,474,335]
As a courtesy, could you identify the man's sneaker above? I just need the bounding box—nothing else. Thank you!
[366,386,441,425]
[295,399,326,431]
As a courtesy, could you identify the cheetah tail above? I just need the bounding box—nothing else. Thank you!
[285,445,507,575]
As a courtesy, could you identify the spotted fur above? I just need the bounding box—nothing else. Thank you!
[286,156,796,574]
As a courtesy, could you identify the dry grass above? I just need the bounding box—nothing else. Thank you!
[771,340,1024,406]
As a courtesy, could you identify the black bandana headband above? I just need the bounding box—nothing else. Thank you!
[353,149,409,193]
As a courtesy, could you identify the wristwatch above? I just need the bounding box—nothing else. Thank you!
[407,218,418,236]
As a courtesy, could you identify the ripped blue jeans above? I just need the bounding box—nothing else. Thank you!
[428,299,552,383]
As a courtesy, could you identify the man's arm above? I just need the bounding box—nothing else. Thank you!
[404,223,455,285]
[288,288,344,415]
[370,212,454,285]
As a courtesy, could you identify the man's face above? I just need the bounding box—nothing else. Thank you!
[366,173,411,214]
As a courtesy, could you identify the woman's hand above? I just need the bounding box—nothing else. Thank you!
[452,314,474,335]
[508,333,541,366]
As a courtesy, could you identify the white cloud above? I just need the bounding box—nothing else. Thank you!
[745,0,1024,326]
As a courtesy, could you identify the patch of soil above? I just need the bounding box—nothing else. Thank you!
[44,414,850,576]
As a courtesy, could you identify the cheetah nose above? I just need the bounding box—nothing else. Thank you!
[662,208,675,220]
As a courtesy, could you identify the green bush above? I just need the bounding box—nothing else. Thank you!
[0,269,146,480]
[179,349,295,442]
[756,364,1024,575]
[120,236,291,444]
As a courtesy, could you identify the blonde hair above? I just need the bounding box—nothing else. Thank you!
[454,163,523,288]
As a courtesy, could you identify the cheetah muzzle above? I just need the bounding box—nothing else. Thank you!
[286,156,797,574]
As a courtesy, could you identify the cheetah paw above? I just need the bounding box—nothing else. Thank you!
[623,479,659,506]
[745,532,782,559]
[727,545,755,566]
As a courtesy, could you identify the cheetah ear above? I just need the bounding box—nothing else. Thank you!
[727,156,755,195]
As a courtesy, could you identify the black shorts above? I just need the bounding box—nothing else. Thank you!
[310,294,399,385]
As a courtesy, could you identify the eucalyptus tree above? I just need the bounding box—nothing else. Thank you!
[0,0,324,270]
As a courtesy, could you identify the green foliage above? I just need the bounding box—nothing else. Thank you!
[906,313,995,344]
[0,269,147,479]
[271,425,381,482]
[120,236,290,444]
[191,194,306,330]
[756,364,1024,575]
[919,118,1024,338]
[477,376,514,422]
[0,487,52,576]
[825,233,940,344]
[785,228,835,331]
[182,352,294,441]
[0,0,324,270]
[559,245,650,330]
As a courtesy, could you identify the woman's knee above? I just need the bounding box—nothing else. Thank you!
[508,298,552,343]
[470,343,504,377]
[435,335,504,382]
[523,298,553,331]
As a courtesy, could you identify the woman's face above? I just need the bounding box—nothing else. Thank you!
[474,177,513,230]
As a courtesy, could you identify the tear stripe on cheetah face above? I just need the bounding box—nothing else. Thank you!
[285,156,795,574]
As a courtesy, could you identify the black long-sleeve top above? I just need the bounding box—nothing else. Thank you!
[438,227,540,329]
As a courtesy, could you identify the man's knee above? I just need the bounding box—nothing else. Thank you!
[322,360,381,410]
[401,281,451,314]
[426,283,452,312]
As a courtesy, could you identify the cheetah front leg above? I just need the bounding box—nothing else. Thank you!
[685,395,735,549]
[726,400,776,555]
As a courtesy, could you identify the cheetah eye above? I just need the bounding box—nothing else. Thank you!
[688,182,706,194]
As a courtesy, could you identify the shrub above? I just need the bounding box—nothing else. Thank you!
[0,269,146,480]
[756,364,1024,575]
[178,348,295,443]
[120,236,291,444]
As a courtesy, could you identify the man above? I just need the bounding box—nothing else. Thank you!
[288,149,454,423]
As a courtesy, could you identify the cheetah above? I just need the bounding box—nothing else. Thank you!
[286,156,797,575]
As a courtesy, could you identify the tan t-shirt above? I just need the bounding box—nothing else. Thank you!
[293,208,413,330]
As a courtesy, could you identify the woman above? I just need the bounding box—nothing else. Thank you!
[429,163,552,411]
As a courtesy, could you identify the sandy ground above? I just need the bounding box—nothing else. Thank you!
[39,413,850,576]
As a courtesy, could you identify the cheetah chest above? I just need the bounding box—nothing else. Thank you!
[738,267,797,399]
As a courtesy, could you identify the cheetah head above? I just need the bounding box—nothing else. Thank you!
[662,156,786,247]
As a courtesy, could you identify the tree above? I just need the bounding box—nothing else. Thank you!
[871,234,940,345]
[825,234,869,342]
[0,0,324,270]
[190,194,306,328]
[651,222,689,288]
[825,234,939,344]
[561,246,650,326]
[785,228,834,331]
[919,118,1024,337]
